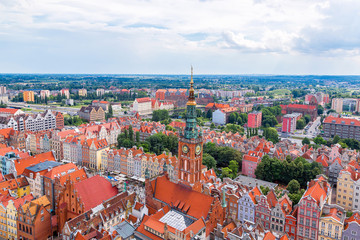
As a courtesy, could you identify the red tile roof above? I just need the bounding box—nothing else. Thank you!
[136,97,151,103]
[282,104,316,110]
[263,231,276,240]
[0,108,20,114]
[150,175,213,219]
[14,151,56,175]
[302,181,327,206]
[74,175,118,211]
[43,163,78,179]
[324,116,360,126]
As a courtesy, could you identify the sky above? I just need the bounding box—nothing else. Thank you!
[0,0,360,74]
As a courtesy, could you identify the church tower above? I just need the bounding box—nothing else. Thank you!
[177,67,203,186]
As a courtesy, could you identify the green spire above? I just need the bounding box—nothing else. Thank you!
[184,66,198,139]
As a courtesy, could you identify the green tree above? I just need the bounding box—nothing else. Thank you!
[152,109,169,122]
[128,126,134,142]
[263,128,279,144]
[260,186,270,195]
[302,137,310,145]
[203,153,216,170]
[296,119,306,129]
[228,113,237,124]
[210,122,216,130]
[206,109,213,119]
[333,135,340,144]
[223,124,244,134]
[314,136,326,145]
[228,160,239,178]
[317,105,324,115]
[287,179,300,194]
[108,104,113,116]
[304,115,311,124]
[221,167,233,179]
[136,131,140,143]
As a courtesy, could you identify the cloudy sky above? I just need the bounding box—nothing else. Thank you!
[0,0,359,74]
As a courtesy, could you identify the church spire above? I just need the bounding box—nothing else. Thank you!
[184,66,198,139]
[187,66,196,106]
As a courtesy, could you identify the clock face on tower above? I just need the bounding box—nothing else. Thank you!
[195,144,201,155]
[182,145,189,154]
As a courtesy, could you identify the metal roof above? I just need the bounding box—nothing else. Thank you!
[25,161,62,172]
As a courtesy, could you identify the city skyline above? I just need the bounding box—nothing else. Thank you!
[1,0,360,74]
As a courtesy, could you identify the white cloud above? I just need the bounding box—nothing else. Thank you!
[0,0,359,73]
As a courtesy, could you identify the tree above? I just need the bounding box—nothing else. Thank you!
[229,160,239,178]
[302,137,310,145]
[152,110,169,122]
[264,128,279,144]
[314,136,326,145]
[304,115,311,124]
[206,109,213,119]
[136,131,140,143]
[108,104,113,116]
[221,167,233,179]
[203,153,216,170]
[296,119,306,129]
[128,126,134,142]
[146,133,178,155]
[223,124,244,134]
[260,186,270,195]
[333,135,340,144]
[210,122,215,129]
[317,105,324,115]
[228,113,237,124]
[287,179,300,194]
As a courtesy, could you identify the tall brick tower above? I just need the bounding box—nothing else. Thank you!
[177,67,203,186]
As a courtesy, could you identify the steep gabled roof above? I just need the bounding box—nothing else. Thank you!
[74,175,118,211]
[150,175,213,219]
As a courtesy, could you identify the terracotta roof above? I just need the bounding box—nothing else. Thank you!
[279,234,290,240]
[282,104,316,110]
[266,190,278,208]
[134,202,144,211]
[136,97,151,103]
[14,151,56,175]
[0,108,19,114]
[74,175,118,211]
[323,207,342,222]
[135,215,163,240]
[263,231,276,240]
[345,212,360,228]
[13,194,34,209]
[150,175,213,219]
[43,162,78,179]
[249,186,262,204]
[316,154,329,167]
[324,116,360,126]
[221,222,236,238]
[302,181,327,206]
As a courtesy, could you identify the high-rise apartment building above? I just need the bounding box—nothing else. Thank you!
[23,91,34,102]
[248,111,262,128]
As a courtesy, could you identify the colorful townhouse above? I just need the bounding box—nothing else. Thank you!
[17,195,52,240]
[318,204,346,240]
[342,211,360,240]
[6,194,34,239]
[296,176,331,240]
[238,186,261,223]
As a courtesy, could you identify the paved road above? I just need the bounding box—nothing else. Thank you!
[8,102,79,115]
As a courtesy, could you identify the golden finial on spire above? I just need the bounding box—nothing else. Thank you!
[187,65,196,106]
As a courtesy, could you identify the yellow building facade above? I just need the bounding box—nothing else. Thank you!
[23,91,35,102]
[0,202,7,239]
[6,200,18,240]
[318,207,345,240]
[336,170,354,210]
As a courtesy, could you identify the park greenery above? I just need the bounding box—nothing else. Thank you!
[117,128,178,155]
[263,127,279,144]
[255,155,322,187]
[261,106,282,128]
[152,109,170,122]
[64,116,88,126]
